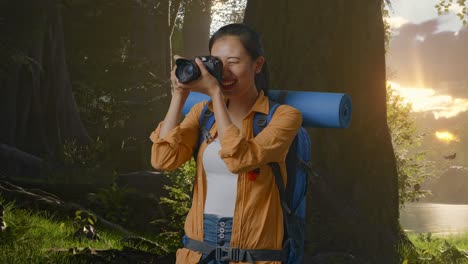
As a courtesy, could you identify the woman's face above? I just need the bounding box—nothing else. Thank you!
[210,36,264,99]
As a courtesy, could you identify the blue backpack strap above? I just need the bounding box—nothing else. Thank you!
[194,102,215,159]
[253,100,291,214]
[184,102,215,248]
[253,100,280,135]
[254,99,310,264]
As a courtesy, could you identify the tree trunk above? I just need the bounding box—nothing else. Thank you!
[129,0,183,78]
[129,1,170,77]
[244,0,400,263]
[125,0,181,131]
[182,0,213,58]
[0,0,90,160]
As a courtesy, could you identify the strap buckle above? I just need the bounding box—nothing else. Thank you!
[228,247,241,261]
[201,125,213,143]
[256,115,267,127]
[215,247,241,262]
[204,109,214,117]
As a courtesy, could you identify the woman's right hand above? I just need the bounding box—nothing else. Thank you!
[170,55,191,100]
[159,55,192,139]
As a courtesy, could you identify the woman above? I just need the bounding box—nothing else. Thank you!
[150,23,302,264]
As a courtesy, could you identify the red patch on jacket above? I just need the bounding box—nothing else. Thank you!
[247,168,260,181]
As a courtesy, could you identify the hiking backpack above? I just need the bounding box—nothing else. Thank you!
[195,99,311,264]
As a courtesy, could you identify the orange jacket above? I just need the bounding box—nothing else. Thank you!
[150,92,302,264]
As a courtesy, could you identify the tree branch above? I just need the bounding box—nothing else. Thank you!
[169,0,183,36]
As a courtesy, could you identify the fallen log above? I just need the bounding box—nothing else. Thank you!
[0,143,44,179]
[48,246,175,264]
[0,180,133,236]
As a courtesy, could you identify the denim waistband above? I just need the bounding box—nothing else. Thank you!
[202,213,233,264]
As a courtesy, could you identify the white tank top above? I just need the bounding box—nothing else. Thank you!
[203,137,238,217]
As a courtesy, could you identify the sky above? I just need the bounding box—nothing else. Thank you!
[388,0,464,32]
[387,0,468,120]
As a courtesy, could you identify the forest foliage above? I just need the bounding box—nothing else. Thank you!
[1,0,468,261]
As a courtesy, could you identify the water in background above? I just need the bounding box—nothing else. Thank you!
[400,202,468,235]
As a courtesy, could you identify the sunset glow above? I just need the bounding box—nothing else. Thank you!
[386,16,409,29]
[435,131,459,143]
[387,81,468,119]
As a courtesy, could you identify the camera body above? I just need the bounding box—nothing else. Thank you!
[175,56,223,84]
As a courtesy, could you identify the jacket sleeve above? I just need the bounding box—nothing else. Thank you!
[149,102,205,171]
[219,105,302,174]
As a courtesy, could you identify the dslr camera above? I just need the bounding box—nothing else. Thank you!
[175,56,223,84]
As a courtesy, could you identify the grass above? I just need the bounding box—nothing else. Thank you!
[0,200,159,264]
[401,232,468,264]
[408,232,468,252]
[2,195,468,264]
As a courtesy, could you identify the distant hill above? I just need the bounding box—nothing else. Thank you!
[422,167,468,204]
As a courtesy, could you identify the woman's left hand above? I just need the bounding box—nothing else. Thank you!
[182,58,222,97]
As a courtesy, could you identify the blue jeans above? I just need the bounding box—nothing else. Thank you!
[201,213,233,264]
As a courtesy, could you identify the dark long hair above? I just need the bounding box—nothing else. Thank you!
[209,23,270,96]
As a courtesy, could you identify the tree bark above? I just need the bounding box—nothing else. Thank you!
[182,0,213,58]
[244,0,399,263]
[129,0,181,78]
[0,0,90,160]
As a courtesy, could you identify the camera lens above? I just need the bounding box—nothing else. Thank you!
[182,63,194,76]
[175,59,200,83]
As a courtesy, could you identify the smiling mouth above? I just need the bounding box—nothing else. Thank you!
[222,80,237,90]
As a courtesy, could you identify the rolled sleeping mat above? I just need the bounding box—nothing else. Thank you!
[182,90,352,128]
[269,90,352,128]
